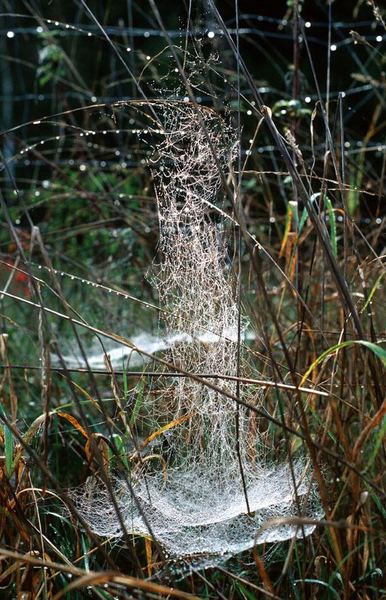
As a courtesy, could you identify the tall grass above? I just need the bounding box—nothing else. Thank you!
[0,1,385,599]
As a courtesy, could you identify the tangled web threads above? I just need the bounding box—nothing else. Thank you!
[70,101,321,569]
[150,103,243,470]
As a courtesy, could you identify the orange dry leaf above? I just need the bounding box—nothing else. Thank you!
[57,412,89,440]
[139,412,194,452]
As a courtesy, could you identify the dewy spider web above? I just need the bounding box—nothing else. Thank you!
[71,100,321,567]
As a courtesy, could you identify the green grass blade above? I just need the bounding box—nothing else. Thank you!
[325,196,337,257]
[301,340,386,386]
[0,405,13,476]
[360,272,385,314]
[366,416,386,471]
[130,378,145,426]
[294,578,341,599]
[111,433,129,469]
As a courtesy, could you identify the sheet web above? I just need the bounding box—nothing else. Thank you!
[71,101,320,567]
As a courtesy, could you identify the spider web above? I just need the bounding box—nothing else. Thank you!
[70,101,321,568]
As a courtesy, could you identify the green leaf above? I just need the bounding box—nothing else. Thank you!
[298,192,320,235]
[298,206,309,234]
[301,340,386,386]
[130,379,145,426]
[294,579,341,599]
[366,416,386,470]
[0,405,13,476]
[325,196,337,258]
[111,433,129,469]
[348,171,359,216]
[358,340,386,365]
[243,177,257,190]
[234,582,257,600]
[360,272,385,314]
[81,535,90,572]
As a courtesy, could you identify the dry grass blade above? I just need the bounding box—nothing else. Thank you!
[0,548,198,599]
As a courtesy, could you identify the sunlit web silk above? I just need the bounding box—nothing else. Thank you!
[71,101,320,565]
[150,102,245,471]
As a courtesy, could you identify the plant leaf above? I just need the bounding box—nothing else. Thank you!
[0,405,13,476]
[301,340,386,386]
